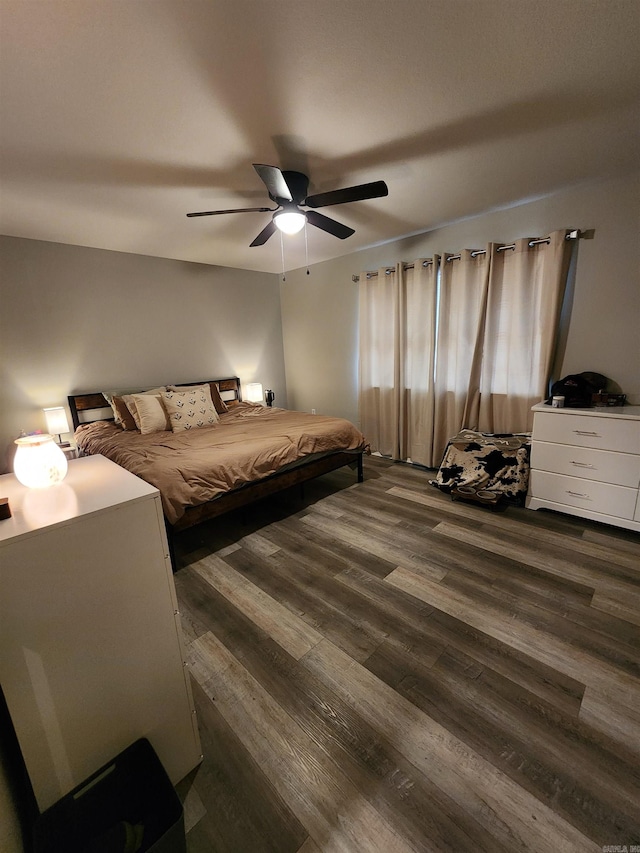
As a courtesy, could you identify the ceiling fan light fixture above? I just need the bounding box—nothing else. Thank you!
[187,165,388,247]
[273,210,306,235]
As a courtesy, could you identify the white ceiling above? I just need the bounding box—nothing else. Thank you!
[1,0,639,274]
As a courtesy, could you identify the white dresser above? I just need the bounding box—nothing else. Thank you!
[0,455,201,811]
[526,403,640,532]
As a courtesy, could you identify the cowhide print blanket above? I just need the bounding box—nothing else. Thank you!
[430,429,531,503]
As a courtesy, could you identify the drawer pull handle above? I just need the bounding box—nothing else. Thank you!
[570,461,594,468]
[566,490,589,498]
[573,430,600,437]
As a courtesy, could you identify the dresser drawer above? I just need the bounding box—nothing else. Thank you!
[532,411,639,454]
[528,470,638,519]
[530,441,640,487]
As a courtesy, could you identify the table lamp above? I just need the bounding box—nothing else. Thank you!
[43,406,71,446]
[245,383,264,404]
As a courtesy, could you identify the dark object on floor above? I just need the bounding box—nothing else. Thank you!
[32,738,185,853]
[451,485,503,509]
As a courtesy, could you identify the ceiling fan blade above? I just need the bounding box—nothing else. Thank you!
[187,206,275,217]
[281,170,309,204]
[305,180,388,209]
[249,220,277,247]
[305,210,355,240]
[253,164,293,202]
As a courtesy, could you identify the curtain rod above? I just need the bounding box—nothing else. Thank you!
[352,229,584,281]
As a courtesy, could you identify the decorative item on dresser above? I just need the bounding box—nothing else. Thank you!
[526,403,640,531]
[13,433,68,488]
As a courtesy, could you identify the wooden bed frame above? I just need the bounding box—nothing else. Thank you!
[68,377,364,534]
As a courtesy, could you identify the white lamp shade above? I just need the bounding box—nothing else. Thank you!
[43,406,70,436]
[274,211,306,235]
[14,435,68,488]
[245,383,264,403]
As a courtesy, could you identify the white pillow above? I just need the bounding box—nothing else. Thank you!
[131,394,171,434]
[120,386,166,429]
[162,387,219,432]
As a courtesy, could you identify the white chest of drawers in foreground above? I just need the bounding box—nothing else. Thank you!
[526,403,640,532]
[0,455,201,811]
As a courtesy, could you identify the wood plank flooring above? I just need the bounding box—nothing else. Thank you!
[173,455,640,853]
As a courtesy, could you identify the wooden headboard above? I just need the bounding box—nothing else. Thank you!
[68,377,242,430]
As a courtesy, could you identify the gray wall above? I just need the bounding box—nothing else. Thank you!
[280,171,640,426]
[0,238,285,472]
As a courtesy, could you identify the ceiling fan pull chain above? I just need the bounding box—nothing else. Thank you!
[305,220,310,275]
[280,230,286,281]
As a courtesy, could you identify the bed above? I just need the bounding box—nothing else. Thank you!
[69,378,368,533]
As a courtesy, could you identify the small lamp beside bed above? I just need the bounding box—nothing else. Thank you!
[43,406,71,447]
[245,383,264,404]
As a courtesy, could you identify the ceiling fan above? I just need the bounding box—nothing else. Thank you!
[186,164,388,247]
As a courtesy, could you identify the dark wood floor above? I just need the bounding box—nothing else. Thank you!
[173,455,640,853]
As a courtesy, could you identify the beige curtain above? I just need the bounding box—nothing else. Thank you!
[359,265,401,458]
[433,249,490,464]
[359,230,573,467]
[473,229,574,433]
[401,259,438,466]
[358,259,438,464]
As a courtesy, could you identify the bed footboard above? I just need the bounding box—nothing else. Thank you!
[171,450,364,533]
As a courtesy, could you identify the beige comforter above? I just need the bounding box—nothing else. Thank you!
[75,403,368,524]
